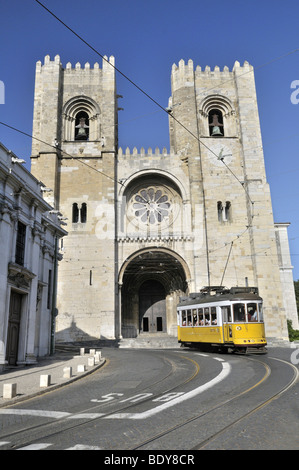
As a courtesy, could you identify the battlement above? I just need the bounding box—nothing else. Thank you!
[171,59,254,91]
[35,54,115,72]
[118,146,174,159]
[172,58,253,75]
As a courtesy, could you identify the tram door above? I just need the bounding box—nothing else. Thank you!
[221,306,233,343]
[139,280,166,333]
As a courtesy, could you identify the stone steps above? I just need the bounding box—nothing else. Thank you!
[118,335,179,349]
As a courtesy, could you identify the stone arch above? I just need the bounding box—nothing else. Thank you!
[62,95,101,141]
[118,168,188,202]
[118,171,190,238]
[119,247,191,338]
[198,94,237,137]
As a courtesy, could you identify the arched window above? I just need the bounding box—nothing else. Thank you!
[72,203,79,223]
[217,201,232,223]
[208,109,224,137]
[75,111,89,140]
[217,201,223,222]
[63,96,100,142]
[80,203,87,223]
[72,202,87,223]
[224,201,231,221]
[198,95,236,137]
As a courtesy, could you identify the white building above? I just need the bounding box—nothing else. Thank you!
[0,143,67,370]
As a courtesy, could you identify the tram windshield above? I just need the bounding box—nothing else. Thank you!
[232,302,262,323]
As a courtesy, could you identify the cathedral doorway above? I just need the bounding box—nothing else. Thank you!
[139,280,166,333]
[119,248,190,338]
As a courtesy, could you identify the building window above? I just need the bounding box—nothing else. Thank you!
[75,111,89,140]
[217,201,231,222]
[217,201,223,222]
[209,109,224,137]
[15,221,26,266]
[72,203,87,223]
[72,203,79,223]
[224,201,231,221]
[133,188,171,225]
[63,96,101,142]
[81,203,87,223]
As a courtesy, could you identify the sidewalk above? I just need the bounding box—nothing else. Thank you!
[0,347,106,407]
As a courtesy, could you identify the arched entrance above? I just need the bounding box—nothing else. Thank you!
[119,248,190,338]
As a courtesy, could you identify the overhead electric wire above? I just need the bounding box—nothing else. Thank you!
[0,120,120,186]
[4,0,295,285]
[33,0,253,205]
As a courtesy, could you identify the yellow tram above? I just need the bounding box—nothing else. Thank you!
[177,287,267,353]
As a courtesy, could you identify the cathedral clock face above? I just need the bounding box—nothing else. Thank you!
[207,143,233,167]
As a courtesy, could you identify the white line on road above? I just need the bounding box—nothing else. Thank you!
[66,444,102,450]
[0,409,70,419]
[106,361,231,420]
[0,361,231,422]
[17,443,52,450]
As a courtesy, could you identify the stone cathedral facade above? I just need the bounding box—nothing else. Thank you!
[30,54,298,344]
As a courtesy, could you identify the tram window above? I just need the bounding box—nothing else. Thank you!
[233,303,245,322]
[192,309,198,326]
[247,303,258,322]
[258,303,263,322]
[182,311,187,326]
[198,308,204,326]
[187,310,192,326]
[221,306,232,322]
[211,306,217,325]
[204,308,211,325]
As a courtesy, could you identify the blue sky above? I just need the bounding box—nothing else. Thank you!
[1,0,299,279]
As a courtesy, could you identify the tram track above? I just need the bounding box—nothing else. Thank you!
[1,351,297,450]
[0,350,200,449]
[131,354,299,450]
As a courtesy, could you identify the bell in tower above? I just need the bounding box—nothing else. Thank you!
[209,110,224,137]
[75,114,89,140]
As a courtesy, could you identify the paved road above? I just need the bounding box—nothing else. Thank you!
[0,346,298,451]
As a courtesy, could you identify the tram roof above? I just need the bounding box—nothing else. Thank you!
[178,287,262,307]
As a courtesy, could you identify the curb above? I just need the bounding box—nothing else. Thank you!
[0,358,106,408]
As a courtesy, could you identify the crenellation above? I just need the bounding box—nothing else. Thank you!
[118,147,172,159]
[39,56,106,72]
[29,53,294,344]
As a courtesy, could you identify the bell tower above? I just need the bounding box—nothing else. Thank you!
[30,54,119,341]
[169,59,289,339]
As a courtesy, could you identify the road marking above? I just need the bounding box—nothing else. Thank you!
[66,444,102,450]
[0,409,70,419]
[18,443,52,450]
[67,413,105,419]
[0,360,231,422]
[106,361,231,420]
[0,441,10,447]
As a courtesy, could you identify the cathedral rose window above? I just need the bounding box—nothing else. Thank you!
[133,188,171,224]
